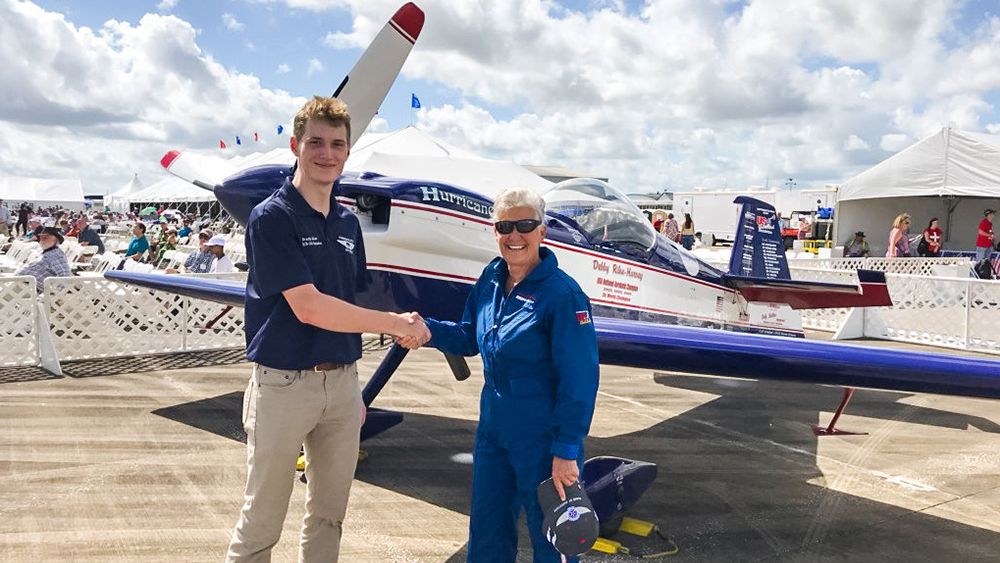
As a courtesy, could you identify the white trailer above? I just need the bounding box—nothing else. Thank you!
[673,186,838,245]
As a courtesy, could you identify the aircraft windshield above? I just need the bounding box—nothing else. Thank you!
[543,178,657,254]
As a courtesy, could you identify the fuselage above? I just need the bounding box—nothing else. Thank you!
[214,166,803,337]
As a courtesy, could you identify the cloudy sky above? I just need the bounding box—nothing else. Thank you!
[2,0,1000,196]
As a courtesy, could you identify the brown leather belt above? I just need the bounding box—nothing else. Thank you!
[312,362,347,372]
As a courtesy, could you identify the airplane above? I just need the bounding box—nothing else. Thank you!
[104,0,1000,534]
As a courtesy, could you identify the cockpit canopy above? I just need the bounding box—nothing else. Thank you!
[543,178,657,255]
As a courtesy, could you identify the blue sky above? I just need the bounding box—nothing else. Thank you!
[4,0,1000,195]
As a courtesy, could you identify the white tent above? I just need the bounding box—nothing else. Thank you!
[127,176,217,203]
[105,174,145,212]
[836,128,1000,255]
[0,177,86,210]
[343,127,552,198]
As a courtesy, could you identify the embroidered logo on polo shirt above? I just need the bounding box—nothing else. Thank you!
[576,310,592,325]
[301,236,322,247]
[337,236,355,253]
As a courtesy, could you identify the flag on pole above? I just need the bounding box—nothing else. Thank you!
[411,94,421,109]
[236,135,242,145]
[277,125,284,135]
[220,140,226,149]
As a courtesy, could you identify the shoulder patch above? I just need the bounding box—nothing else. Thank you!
[575,310,591,325]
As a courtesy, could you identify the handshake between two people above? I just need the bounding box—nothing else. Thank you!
[389,311,431,350]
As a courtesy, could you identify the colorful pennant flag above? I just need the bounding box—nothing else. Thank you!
[411,94,421,109]
[220,140,226,149]
[236,135,242,145]
[277,125,284,135]
[254,131,259,142]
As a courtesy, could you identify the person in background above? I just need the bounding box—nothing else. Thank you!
[843,231,870,257]
[204,235,234,273]
[17,227,71,293]
[797,216,812,240]
[975,208,995,262]
[177,219,193,240]
[886,213,912,257]
[0,198,11,238]
[16,203,30,236]
[75,217,105,255]
[692,231,704,249]
[919,218,943,257]
[168,229,214,274]
[25,217,43,241]
[680,213,696,250]
[662,212,680,244]
[154,228,178,267]
[122,222,149,261]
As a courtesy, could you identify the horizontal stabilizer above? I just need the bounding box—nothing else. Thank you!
[595,316,1000,399]
[721,269,892,309]
[105,271,245,306]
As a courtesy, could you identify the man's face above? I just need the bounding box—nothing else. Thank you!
[292,119,350,188]
[988,212,995,224]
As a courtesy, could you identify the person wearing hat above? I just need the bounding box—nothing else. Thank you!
[412,187,600,563]
[24,216,43,241]
[204,235,234,273]
[17,226,71,293]
[843,231,870,257]
[975,208,996,262]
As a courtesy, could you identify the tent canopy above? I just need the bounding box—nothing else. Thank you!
[839,128,1000,201]
[836,128,1000,254]
[0,177,86,209]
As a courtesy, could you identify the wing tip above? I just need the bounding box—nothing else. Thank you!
[391,3,425,43]
[161,150,181,170]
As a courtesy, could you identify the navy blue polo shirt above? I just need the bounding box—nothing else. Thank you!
[244,178,370,369]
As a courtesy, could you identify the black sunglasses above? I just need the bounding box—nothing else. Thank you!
[494,219,541,235]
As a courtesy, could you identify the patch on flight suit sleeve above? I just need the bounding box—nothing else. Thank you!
[575,310,591,325]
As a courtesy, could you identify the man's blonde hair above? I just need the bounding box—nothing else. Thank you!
[293,96,351,143]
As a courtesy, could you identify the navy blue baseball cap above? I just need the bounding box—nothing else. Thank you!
[537,479,599,556]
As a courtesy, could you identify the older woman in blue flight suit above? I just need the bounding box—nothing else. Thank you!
[422,187,600,563]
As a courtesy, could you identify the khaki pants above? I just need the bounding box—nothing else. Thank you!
[226,363,363,563]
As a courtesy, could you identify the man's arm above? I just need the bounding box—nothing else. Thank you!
[283,283,429,340]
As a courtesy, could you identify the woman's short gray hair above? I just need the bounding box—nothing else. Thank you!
[491,187,545,222]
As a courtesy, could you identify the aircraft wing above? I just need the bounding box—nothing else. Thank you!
[161,2,425,188]
[721,270,893,309]
[104,270,1000,400]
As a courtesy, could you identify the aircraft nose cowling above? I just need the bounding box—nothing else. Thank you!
[214,164,295,226]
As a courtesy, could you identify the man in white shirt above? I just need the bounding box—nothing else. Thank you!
[0,199,11,237]
[205,235,234,273]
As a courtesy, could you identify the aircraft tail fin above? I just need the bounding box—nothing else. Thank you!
[727,196,791,280]
[722,196,892,309]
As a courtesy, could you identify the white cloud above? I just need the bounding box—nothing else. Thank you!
[156,0,178,12]
[306,58,323,77]
[222,13,244,32]
[276,63,291,74]
[880,134,912,152]
[844,135,870,151]
[0,0,302,192]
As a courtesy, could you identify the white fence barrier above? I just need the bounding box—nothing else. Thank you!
[787,256,972,277]
[793,266,1000,355]
[1,273,246,369]
[0,277,39,367]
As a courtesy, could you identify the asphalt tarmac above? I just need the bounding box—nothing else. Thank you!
[2,339,1000,563]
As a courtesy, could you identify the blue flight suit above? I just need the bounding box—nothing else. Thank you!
[425,247,599,563]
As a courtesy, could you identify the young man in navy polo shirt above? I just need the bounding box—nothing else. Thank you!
[226,96,430,563]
